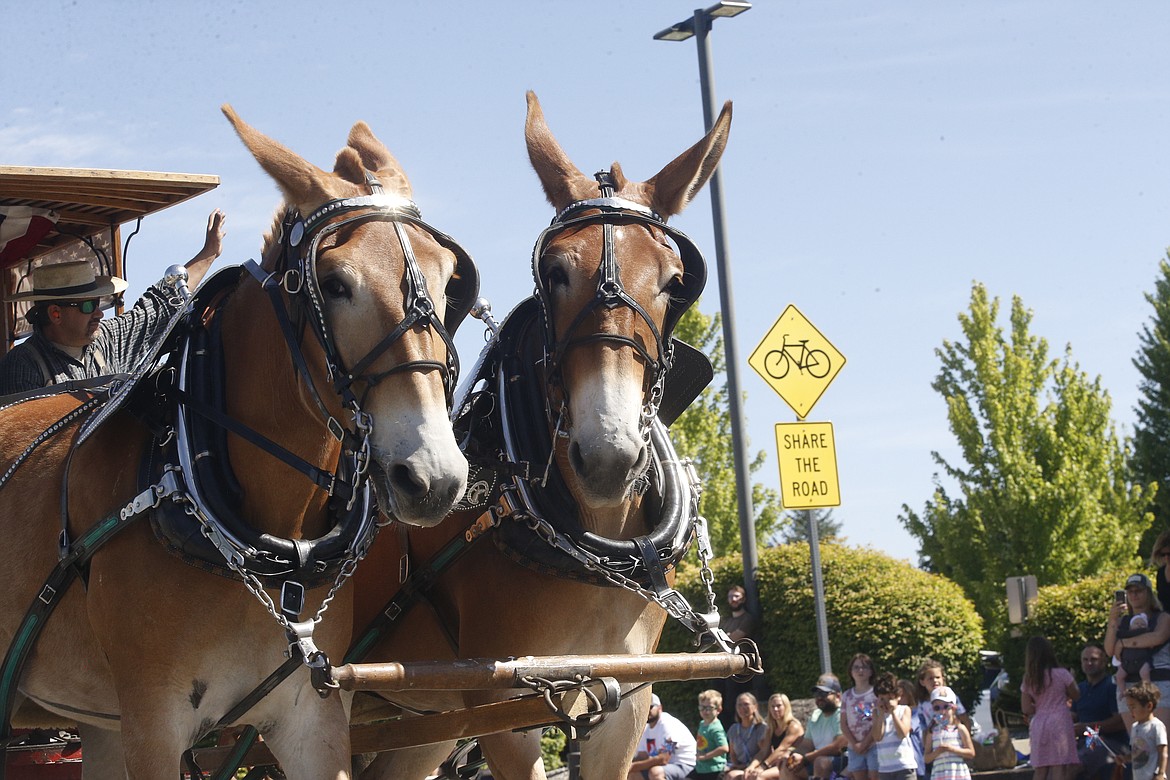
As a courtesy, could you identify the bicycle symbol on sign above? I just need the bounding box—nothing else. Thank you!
[764,336,831,380]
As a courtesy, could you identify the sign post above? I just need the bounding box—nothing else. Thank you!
[750,305,846,675]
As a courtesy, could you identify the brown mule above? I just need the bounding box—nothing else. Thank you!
[0,108,471,779]
[352,91,732,780]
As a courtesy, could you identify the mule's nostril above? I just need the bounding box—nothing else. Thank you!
[630,444,649,479]
[389,463,427,498]
[569,440,587,478]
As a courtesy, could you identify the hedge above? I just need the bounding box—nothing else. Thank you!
[656,544,985,729]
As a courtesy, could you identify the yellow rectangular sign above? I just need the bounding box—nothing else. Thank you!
[775,421,841,509]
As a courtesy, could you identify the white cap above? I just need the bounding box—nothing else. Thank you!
[930,686,957,705]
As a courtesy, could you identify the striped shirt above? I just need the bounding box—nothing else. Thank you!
[0,280,180,397]
[875,705,918,773]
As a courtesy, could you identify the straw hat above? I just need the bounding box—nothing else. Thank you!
[7,261,128,303]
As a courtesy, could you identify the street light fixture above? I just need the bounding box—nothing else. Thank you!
[653,1,752,41]
[653,2,760,615]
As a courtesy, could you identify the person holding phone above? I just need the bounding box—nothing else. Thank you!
[1106,574,1170,729]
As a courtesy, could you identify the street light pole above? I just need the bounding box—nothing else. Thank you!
[654,2,759,615]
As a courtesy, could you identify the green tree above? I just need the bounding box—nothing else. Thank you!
[1132,255,1170,553]
[771,508,845,545]
[670,304,783,557]
[900,282,1154,624]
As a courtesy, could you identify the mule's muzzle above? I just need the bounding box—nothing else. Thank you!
[567,433,649,506]
[369,453,468,527]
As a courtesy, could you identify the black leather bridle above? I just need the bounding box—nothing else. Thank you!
[279,171,479,414]
[530,170,706,431]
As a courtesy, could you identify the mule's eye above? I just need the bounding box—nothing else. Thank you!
[321,276,351,300]
[663,275,685,297]
[543,261,570,290]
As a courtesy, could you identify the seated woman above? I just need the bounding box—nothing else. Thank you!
[725,693,768,780]
[743,693,805,780]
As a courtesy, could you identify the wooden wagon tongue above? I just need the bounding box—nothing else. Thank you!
[192,650,759,768]
[330,649,757,691]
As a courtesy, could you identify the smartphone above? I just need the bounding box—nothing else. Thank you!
[1115,590,1127,605]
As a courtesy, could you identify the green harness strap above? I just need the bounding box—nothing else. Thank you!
[0,504,146,777]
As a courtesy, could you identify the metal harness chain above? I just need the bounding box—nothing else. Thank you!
[518,458,734,653]
[148,458,375,691]
[185,491,371,641]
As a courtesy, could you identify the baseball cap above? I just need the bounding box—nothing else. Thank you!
[930,686,957,705]
[1127,573,1153,589]
[811,673,841,695]
[650,693,662,708]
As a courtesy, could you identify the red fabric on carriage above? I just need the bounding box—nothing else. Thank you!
[0,206,58,268]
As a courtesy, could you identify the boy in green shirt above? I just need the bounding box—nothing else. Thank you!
[695,689,730,779]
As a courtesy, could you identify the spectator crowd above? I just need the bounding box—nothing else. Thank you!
[631,550,1170,780]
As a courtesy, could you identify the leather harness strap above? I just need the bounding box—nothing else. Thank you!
[0,502,145,773]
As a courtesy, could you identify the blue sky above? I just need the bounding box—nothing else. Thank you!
[6,1,1170,565]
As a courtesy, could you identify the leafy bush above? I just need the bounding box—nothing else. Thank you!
[541,728,565,770]
[656,544,985,727]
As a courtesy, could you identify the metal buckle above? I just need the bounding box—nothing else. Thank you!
[464,510,497,543]
[282,269,303,295]
[38,585,57,605]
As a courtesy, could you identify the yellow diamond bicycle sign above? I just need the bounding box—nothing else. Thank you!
[748,304,845,419]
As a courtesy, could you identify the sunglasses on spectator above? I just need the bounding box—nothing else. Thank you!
[932,703,953,712]
[57,299,101,314]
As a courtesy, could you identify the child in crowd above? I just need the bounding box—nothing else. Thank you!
[922,686,973,780]
[725,693,768,780]
[1123,682,1168,780]
[870,673,917,780]
[694,690,729,780]
[1116,610,1156,689]
[841,654,879,780]
[1021,635,1080,780]
[914,660,975,739]
[745,693,805,779]
[896,680,924,780]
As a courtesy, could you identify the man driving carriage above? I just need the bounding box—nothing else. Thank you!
[0,208,225,396]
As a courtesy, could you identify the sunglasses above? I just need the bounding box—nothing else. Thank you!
[1158,549,1170,558]
[58,298,101,314]
[932,703,953,712]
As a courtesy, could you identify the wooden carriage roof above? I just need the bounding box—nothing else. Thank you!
[0,166,219,261]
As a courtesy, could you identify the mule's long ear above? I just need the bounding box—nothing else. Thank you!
[341,121,412,197]
[222,104,331,214]
[525,91,588,210]
[644,101,732,218]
